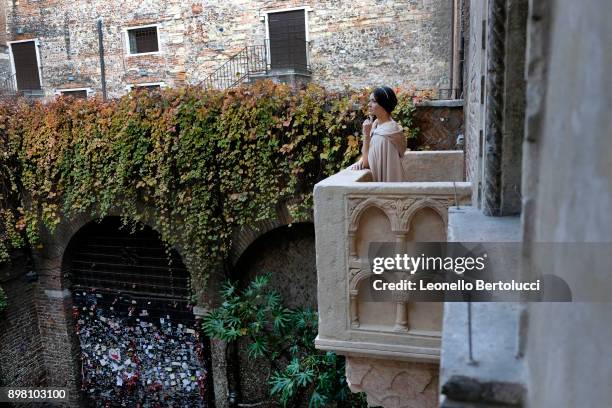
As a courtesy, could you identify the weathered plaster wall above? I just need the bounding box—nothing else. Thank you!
[523,0,612,407]
[5,0,453,97]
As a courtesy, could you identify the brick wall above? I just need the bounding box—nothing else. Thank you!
[0,251,47,389]
[4,0,453,98]
[412,102,464,150]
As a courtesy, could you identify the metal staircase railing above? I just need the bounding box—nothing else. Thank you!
[201,44,268,90]
[0,73,18,99]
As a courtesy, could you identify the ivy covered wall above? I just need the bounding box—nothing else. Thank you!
[0,81,422,303]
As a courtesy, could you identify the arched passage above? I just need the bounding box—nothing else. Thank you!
[233,222,316,404]
[62,217,212,407]
[234,222,317,310]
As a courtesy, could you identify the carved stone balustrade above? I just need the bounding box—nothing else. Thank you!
[314,151,471,408]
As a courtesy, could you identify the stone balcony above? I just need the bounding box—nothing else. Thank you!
[313,151,471,407]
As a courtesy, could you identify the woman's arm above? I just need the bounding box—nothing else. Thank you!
[361,118,373,168]
[349,118,374,170]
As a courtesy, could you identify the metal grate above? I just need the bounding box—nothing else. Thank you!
[128,26,159,54]
[65,217,190,306]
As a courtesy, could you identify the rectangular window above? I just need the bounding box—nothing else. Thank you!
[60,90,88,99]
[127,82,165,92]
[267,9,308,71]
[127,26,159,54]
[138,84,161,91]
[9,40,41,90]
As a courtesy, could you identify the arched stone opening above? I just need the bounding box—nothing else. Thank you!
[62,217,214,407]
[232,222,316,404]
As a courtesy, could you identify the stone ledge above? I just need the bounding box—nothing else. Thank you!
[403,150,464,182]
[440,303,525,388]
[441,206,525,406]
[417,99,464,108]
[441,375,525,406]
[447,206,522,242]
[315,336,440,363]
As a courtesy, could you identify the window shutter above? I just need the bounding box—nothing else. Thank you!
[11,41,41,90]
[268,10,307,71]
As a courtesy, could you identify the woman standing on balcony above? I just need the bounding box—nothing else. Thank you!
[350,86,407,182]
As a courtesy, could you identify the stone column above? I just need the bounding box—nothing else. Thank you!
[208,338,231,408]
[349,290,359,328]
[393,302,409,332]
[33,254,82,407]
[483,0,507,216]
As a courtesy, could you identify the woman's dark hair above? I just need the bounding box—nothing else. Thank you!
[373,86,398,114]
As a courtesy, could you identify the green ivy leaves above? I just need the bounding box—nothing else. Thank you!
[0,82,419,305]
[202,273,366,407]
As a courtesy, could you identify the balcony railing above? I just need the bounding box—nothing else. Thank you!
[313,150,471,406]
[201,44,268,90]
[202,40,312,90]
[0,73,17,99]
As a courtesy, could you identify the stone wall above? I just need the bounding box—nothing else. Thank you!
[462,0,524,213]
[4,0,453,98]
[412,101,464,150]
[0,3,10,81]
[402,150,464,182]
[442,0,611,406]
[464,0,486,206]
[522,1,612,407]
[0,214,318,406]
[0,251,47,388]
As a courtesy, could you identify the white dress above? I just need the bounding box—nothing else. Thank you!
[367,119,407,182]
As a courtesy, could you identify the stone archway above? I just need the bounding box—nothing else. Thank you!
[63,217,211,407]
[31,213,215,407]
[232,222,317,405]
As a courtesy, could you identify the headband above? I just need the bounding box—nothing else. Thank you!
[381,87,390,100]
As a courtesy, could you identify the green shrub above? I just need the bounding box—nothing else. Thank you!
[202,273,366,407]
[0,82,421,300]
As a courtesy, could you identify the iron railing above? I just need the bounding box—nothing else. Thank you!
[202,44,268,90]
[202,39,312,90]
[0,73,18,98]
